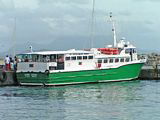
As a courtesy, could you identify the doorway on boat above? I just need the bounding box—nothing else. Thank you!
[57,54,64,70]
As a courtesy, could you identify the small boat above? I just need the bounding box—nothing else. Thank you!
[15,13,146,86]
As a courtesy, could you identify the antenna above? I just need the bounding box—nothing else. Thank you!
[109,12,117,47]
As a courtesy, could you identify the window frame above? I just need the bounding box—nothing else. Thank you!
[115,58,119,63]
[125,58,130,62]
[71,56,76,60]
[65,57,71,61]
[77,56,82,60]
[98,59,102,63]
[83,56,87,60]
[120,58,124,62]
[109,58,114,63]
[104,59,108,63]
[88,56,93,59]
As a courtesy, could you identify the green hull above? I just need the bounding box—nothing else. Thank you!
[16,63,144,86]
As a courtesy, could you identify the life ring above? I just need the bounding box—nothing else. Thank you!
[0,72,7,82]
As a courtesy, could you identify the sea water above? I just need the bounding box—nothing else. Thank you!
[0,80,160,120]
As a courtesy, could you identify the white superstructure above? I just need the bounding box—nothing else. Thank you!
[16,39,146,73]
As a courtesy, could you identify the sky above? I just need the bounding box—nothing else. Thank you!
[0,0,160,55]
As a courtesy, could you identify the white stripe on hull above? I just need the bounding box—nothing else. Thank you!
[19,77,138,86]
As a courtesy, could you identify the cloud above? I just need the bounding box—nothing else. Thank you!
[144,20,154,25]
[0,0,14,12]
[118,11,132,17]
[38,0,90,5]
[14,0,39,10]
[0,0,159,53]
[132,0,160,2]
[0,25,10,33]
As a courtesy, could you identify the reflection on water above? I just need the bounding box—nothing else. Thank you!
[0,80,160,120]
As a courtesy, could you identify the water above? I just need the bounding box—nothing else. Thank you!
[0,80,160,120]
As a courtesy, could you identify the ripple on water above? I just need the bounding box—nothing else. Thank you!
[0,80,160,120]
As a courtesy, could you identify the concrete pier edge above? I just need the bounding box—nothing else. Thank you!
[0,70,18,86]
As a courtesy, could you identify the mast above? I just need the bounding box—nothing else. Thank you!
[12,17,16,57]
[11,0,16,57]
[109,12,117,47]
[91,0,95,48]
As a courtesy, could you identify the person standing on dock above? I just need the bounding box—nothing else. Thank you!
[10,57,14,70]
[14,56,18,71]
[4,55,10,71]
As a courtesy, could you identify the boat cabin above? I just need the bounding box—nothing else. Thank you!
[16,50,95,72]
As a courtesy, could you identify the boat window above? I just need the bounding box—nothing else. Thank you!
[71,56,76,60]
[133,49,137,53]
[125,49,131,54]
[88,56,93,59]
[118,48,123,54]
[31,55,37,62]
[29,64,34,67]
[125,58,130,62]
[115,58,119,63]
[109,58,114,63]
[98,59,102,63]
[42,55,50,62]
[49,66,56,70]
[17,54,57,63]
[77,56,82,60]
[39,55,45,62]
[50,55,56,62]
[104,59,108,63]
[65,57,70,61]
[24,56,29,62]
[57,54,64,62]
[120,58,124,62]
[83,56,87,60]
[17,54,30,62]
[46,55,50,62]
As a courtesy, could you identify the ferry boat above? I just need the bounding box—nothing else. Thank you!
[16,13,146,86]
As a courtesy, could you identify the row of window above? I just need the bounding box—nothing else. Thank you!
[125,49,137,54]
[65,56,94,61]
[98,58,130,64]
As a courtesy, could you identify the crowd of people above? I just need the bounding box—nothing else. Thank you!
[4,55,17,71]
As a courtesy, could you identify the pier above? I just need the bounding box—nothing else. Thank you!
[139,65,160,80]
[138,53,160,80]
